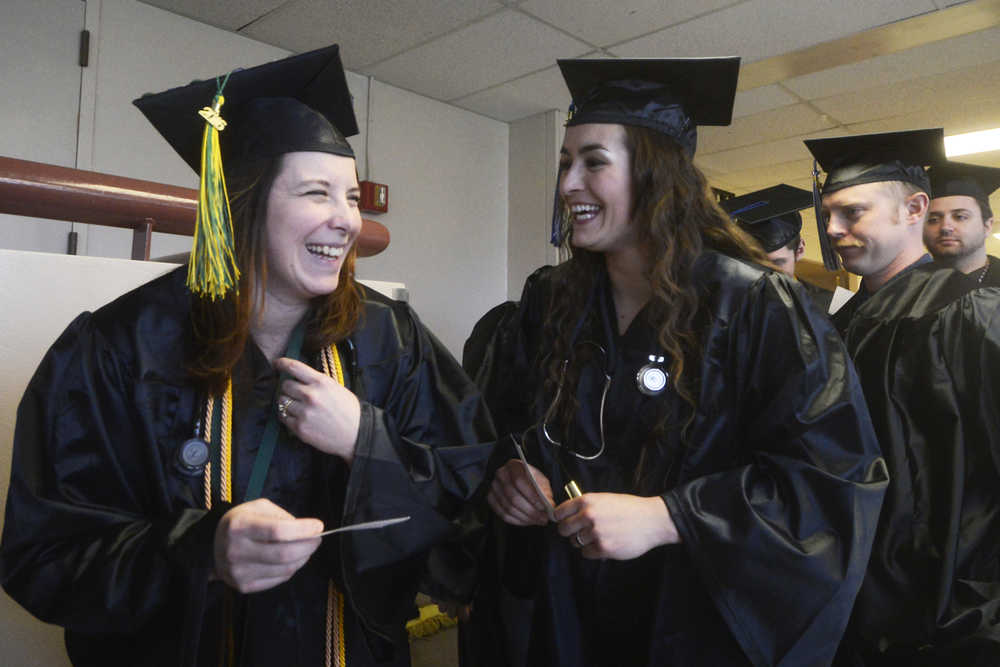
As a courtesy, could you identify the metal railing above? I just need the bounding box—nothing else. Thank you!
[0,156,389,260]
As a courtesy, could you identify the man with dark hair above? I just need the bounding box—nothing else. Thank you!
[925,161,1000,286]
[806,129,1000,665]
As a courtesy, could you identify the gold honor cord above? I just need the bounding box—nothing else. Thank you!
[202,345,348,665]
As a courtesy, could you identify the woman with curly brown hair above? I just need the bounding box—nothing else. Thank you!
[463,58,888,667]
[1,45,493,667]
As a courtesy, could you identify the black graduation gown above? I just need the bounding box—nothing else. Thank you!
[464,251,887,667]
[0,267,495,666]
[801,279,835,314]
[831,261,1000,665]
[973,254,1000,288]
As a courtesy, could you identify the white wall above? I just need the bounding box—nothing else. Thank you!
[0,0,509,359]
[354,80,508,356]
[507,110,562,301]
[0,0,85,254]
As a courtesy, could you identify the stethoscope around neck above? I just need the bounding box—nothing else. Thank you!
[538,278,669,463]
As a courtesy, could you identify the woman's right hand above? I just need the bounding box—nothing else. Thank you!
[213,498,324,593]
[487,459,554,526]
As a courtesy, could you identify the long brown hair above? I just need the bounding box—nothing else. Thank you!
[188,154,363,395]
[543,124,769,485]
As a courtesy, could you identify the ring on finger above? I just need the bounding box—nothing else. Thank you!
[277,396,294,420]
[575,532,584,547]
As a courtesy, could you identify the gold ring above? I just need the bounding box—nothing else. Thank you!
[277,397,293,420]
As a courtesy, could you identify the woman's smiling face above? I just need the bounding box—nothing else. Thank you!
[559,123,637,254]
[263,150,362,307]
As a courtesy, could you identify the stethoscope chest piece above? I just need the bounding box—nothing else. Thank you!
[636,355,668,396]
[176,437,210,475]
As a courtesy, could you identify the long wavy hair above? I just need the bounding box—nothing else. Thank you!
[188,154,363,396]
[543,125,769,488]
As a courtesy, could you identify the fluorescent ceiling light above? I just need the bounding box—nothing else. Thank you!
[945,128,1000,157]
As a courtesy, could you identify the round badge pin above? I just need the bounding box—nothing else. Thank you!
[636,355,668,396]
[176,437,210,474]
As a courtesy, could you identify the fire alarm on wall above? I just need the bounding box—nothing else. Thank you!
[360,181,388,214]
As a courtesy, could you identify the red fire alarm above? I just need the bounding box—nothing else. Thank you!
[360,180,388,214]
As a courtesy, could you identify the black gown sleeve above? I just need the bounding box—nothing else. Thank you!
[0,312,218,643]
[663,273,888,666]
[335,296,497,639]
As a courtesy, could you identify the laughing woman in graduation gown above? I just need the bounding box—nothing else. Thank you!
[0,46,493,667]
[463,59,888,667]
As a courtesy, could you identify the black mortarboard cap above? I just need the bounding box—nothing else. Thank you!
[721,184,812,252]
[928,161,1000,220]
[805,128,944,195]
[804,128,944,270]
[133,43,358,173]
[551,57,739,246]
[557,57,740,156]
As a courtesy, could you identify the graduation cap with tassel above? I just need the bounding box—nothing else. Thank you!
[133,44,358,299]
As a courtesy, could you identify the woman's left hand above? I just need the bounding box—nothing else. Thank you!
[274,357,361,463]
[554,493,680,560]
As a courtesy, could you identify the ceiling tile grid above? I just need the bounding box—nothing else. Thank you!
[811,58,1000,125]
[451,63,573,122]
[609,0,937,63]
[240,0,504,69]
[141,0,286,31]
[517,0,742,47]
[732,84,801,119]
[698,103,835,155]
[844,100,1000,138]
[783,26,1000,100]
[362,9,591,102]
[696,127,847,174]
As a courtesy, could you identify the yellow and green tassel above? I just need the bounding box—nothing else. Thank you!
[189,73,239,300]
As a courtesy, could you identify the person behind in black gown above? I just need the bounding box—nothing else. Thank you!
[461,57,887,667]
[924,161,1000,286]
[720,183,835,312]
[0,45,493,666]
[805,129,1000,664]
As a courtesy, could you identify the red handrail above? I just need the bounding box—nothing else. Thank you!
[0,156,390,259]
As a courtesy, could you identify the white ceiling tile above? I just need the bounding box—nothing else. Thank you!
[517,0,739,47]
[451,65,571,122]
[951,150,1000,169]
[241,0,503,69]
[720,158,815,190]
[842,98,1000,137]
[732,84,800,119]
[783,27,1000,100]
[696,127,846,173]
[611,0,936,63]
[363,10,590,102]
[139,0,285,31]
[812,59,1000,125]
[698,103,834,154]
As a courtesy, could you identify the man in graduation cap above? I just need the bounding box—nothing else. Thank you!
[924,161,1000,286]
[721,183,834,312]
[806,129,1000,665]
[0,45,494,667]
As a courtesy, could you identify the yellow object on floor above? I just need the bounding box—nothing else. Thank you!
[406,604,457,639]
